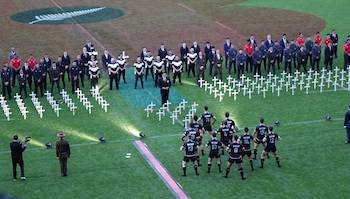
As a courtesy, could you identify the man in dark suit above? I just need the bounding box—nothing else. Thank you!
[56,132,70,177]
[213,49,223,80]
[191,41,200,54]
[62,51,71,81]
[208,46,216,76]
[223,38,232,69]
[344,104,350,144]
[252,47,262,76]
[228,44,237,75]
[158,44,168,66]
[85,40,95,52]
[250,35,257,48]
[279,34,289,63]
[312,42,321,71]
[81,47,91,80]
[305,36,314,67]
[236,49,246,79]
[158,72,171,106]
[330,29,339,58]
[140,46,148,62]
[196,51,206,83]
[75,54,85,88]
[101,49,112,79]
[259,40,268,71]
[180,42,189,72]
[325,42,334,70]
[264,34,273,48]
[297,45,307,72]
[266,46,276,75]
[284,44,293,74]
[1,62,12,100]
[10,134,27,181]
[49,62,61,94]
[204,42,212,66]
[70,61,80,94]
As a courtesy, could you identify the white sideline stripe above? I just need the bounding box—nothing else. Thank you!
[0,118,343,155]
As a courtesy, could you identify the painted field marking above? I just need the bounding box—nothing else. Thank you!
[177,3,197,13]
[214,21,237,33]
[133,140,190,199]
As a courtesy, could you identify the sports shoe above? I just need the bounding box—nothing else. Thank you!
[21,177,26,180]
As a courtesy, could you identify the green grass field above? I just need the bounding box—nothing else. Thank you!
[0,0,350,198]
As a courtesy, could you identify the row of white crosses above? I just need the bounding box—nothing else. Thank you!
[0,95,12,121]
[60,90,77,115]
[76,88,93,114]
[181,101,198,128]
[30,92,45,118]
[198,66,350,101]
[90,87,109,112]
[45,91,61,117]
[14,94,28,119]
[144,102,156,118]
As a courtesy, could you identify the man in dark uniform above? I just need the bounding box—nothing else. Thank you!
[81,47,91,80]
[279,34,289,63]
[259,40,268,71]
[158,44,168,66]
[1,62,12,100]
[252,46,263,76]
[204,42,212,66]
[241,127,254,170]
[224,135,246,180]
[10,134,27,181]
[56,132,71,177]
[206,132,223,173]
[222,112,237,132]
[180,42,188,72]
[180,134,199,176]
[75,54,85,88]
[70,61,80,94]
[117,53,127,84]
[312,42,321,71]
[252,118,268,160]
[208,46,216,76]
[134,56,144,89]
[154,56,164,87]
[330,29,339,58]
[305,36,314,67]
[56,56,66,89]
[196,51,206,84]
[273,40,282,70]
[223,38,232,69]
[181,123,202,166]
[198,106,217,135]
[171,56,183,86]
[18,69,27,98]
[213,49,223,80]
[217,120,233,155]
[297,45,307,72]
[191,41,200,54]
[108,57,119,90]
[260,126,281,168]
[344,103,350,144]
[158,72,171,106]
[267,46,276,75]
[62,51,71,81]
[284,44,293,74]
[290,40,298,68]
[236,49,246,79]
[85,40,95,52]
[23,61,33,91]
[39,57,48,91]
[325,42,334,70]
[33,63,44,97]
[44,53,52,81]
[49,62,61,94]
[140,46,148,62]
[228,44,237,75]
[101,49,112,79]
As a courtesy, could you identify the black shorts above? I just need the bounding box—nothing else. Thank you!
[228,157,242,164]
[183,156,196,162]
[204,126,212,132]
[242,150,252,157]
[221,140,229,146]
[255,138,263,144]
[264,147,277,153]
[208,151,220,159]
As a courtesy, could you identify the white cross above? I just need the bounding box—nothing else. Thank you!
[170,112,177,125]
[267,72,274,82]
[284,82,290,92]
[306,75,312,85]
[261,87,267,98]
[183,117,191,128]
[217,80,224,90]
[226,75,233,85]
[270,83,276,93]
[291,85,296,95]
[298,81,304,90]
[242,86,248,96]
[149,102,156,112]
[319,83,324,93]
[69,103,77,115]
[236,82,243,92]
[326,78,332,88]
[281,70,287,79]
[21,109,29,120]
[191,102,199,114]
[333,80,338,91]
[232,79,238,88]
[101,100,110,112]
[208,84,214,94]
[246,78,251,88]
[340,70,346,87]
[265,79,270,92]
[286,74,293,83]
[173,107,181,116]
[307,68,314,77]
[14,93,21,100]
[294,70,300,78]
[227,87,234,97]
[313,78,318,89]
[320,68,327,77]
[85,101,93,114]
[300,72,306,82]
[304,84,310,94]
[187,110,194,119]
[278,78,284,88]
[29,92,36,99]
[260,76,266,86]
[44,90,51,96]
[53,105,61,117]
[292,77,299,85]
[37,106,45,118]
[256,84,262,94]
[233,90,239,101]
[203,81,209,91]
[122,51,129,59]
[218,92,224,102]
[254,73,260,82]
[276,86,282,97]
[212,76,219,86]
[164,100,172,111]
[272,75,278,84]
[240,74,246,84]
[251,81,257,90]
[213,88,219,98]
[247,89,253,99]
[327,70,333,80]
[334,67,340,76]
[198,78,205,88]
[222,83,228,93]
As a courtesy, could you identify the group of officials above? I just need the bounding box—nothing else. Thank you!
[180,106,282,179]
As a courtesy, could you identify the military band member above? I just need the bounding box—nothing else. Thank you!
[198,106,217,135]
[56,132,71,177]
[165,50,175,75]
[260,126,281,168]
[252,46,263,76]
[144,50,154,82]
[1,63,12,100]
[70,61,80,94]
[171,56,183,85]
[62,51,71,81]
[196,51,206,84]
[158,72,171,106]
[187,48,197,78]
[23,61,33,91]
[134,57,144,89]
[18,69,27,98]
[108,58,119,90]
[49,62,61,94]
[252,118,268,160]
[297,45,307,72]
[224,135,246,180]
[236,49,246,79]
[89,61,100,89]
[312,42,321,71]
[102,49,112,79]
[205,132,223,173]
[213,49,223,80]
[241,127,254,170]
[228,44,237,75]
[217,120,233,155]
[33,63,44,97]
[154,56,164,87]
[39,57,48,91]
[117,53,127,84]
[180,42,188,72]
[75,54,85,88]
[56,56,66,89]
[180,133,199,176]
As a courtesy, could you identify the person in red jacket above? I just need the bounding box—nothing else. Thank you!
[296,33,305,47]
[343,40,350,70]
[313,32,322,46]
[244,39,254,73]
[10,53,22,87]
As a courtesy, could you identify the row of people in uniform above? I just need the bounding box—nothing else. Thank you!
[180,107,281,179]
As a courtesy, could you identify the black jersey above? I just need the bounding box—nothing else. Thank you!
[265,132,279,148]
[206,138,222,153]
[144,55,154,67]
[224,118,236,129]
[241,134,254,151]
[153,60,164,72]
[89,66,99,76]
[218,125,232,142]
[255,124,268,140]
[193,122,203,133]
[182,140,198,156]
[183,128,200,141]
[200,112,214,127]
[117,58,126,69]
[228,142,243,159]
[171,60,182,70]
[134,62,144,73]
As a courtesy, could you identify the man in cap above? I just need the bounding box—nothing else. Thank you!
[56,132,71,177]
[10,134,27,181]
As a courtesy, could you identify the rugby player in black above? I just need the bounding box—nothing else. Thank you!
[252,118,269,159]
[198,106,217,135]
[260,126,281,168]
[180,134,199,176]
[222,112,238,132]
[217,121,233,155]
[193,115,205,155]
[241,127,254,170]
[224,135,246,180]
[181,123,202,166]
[205,132,223,173]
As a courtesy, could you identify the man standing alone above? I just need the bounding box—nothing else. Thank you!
[158,72,171,106]
[10,134,27,181]
[56,132,71,177]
